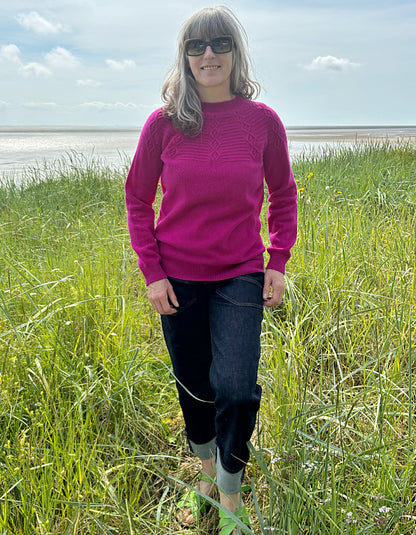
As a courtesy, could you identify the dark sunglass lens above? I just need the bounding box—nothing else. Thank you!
[186,39,205,56]
[212,37,232,53]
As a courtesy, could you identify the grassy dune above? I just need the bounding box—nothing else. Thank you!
[0,143,415,534]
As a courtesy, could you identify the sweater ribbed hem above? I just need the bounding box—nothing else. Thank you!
[161,256,265,283]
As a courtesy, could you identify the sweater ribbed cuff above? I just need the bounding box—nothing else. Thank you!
[266,253,290,275]
[141,264,167,286]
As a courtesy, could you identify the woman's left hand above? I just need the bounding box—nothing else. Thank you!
[263,269,285,307]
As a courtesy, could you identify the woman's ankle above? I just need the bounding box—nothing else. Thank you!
[201,455,216,479]
[199,456,216,496]
[219,490,241,513]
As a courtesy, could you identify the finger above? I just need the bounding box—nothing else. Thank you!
[264,278,285,307]
[167,284,179,308]
[262,278,271,301]
[149,298,163,314]
[160,292,179,315]
[147,279,177,314]
[264,292,281,307]
[267,283,285,306]
[159,297,177,315]
[148,294,173,315]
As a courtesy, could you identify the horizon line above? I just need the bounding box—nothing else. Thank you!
[1,124,416,131]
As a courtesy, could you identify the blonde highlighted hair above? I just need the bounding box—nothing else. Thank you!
[162,6,260,135]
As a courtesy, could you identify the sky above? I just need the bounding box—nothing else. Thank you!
[0,0,415,127]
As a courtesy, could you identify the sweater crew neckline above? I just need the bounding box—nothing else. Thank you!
[201,95,244,113]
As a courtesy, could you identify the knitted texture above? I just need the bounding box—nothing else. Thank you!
[125,96,297,285]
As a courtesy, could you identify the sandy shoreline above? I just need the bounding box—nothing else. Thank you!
[286,126,416,143]
[1,126,415,178]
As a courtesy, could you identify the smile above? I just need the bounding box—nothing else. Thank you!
[201,66,221,70]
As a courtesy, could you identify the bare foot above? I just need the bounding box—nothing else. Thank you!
[219,491,241,535]
[178,457,216,525]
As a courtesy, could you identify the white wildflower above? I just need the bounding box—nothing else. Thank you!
[345,512,357,524]
[378,506,391,513]
[301,460,318,471]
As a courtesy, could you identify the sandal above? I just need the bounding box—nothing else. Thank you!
[177,473,214,524]
[218,505,251,535]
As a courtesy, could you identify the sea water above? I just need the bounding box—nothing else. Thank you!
[1,125,415,182]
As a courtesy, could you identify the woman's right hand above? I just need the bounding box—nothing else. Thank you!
[147,278,179,315]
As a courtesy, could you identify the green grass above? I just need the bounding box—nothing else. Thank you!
[0,143,415,534]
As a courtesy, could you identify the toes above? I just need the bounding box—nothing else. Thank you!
[184,512,194,524]
[177,507,195,525]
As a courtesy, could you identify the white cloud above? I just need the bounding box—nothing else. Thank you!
[0,44,21,64]
[0,100,11,108]
[19,62,52,77]
[305,55,361,71]
[23,102,58,109]
[79,101,139,111]
[45,47,80,69]
[16,11,64,35]
[77,79,101,87]
[3,46,79,79]
[106,59,136,71]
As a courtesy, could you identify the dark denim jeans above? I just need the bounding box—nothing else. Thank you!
[160,272,264,476]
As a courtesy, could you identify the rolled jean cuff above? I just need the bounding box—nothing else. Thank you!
[216,452,245,495]
[188,437,217,460]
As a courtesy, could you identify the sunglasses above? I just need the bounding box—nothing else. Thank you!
[184,35,233,56]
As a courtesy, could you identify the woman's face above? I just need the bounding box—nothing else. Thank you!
[187,38,233,102]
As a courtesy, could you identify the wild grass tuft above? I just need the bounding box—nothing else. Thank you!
[0,143,415,534]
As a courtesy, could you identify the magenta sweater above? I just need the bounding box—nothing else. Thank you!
[125,96,297,285]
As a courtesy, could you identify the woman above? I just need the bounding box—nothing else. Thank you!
[125,6,297,533]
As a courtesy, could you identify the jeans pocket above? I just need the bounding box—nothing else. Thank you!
[215,273,264,309]
[165,277,198,316]
[233,272,265,289]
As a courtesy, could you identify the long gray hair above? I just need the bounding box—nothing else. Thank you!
[162,6,260,135]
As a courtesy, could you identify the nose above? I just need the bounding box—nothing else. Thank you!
[203,45,216,58]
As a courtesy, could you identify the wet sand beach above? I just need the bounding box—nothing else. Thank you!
[286,125,416,143]
[1,125,416,180]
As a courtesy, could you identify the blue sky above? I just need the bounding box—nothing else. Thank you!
[0,0,415,127]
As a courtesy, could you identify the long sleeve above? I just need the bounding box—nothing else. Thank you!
[125,97,297,284]
[262,108,298,274]
[125,110,167,285]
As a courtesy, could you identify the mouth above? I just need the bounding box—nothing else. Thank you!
[201,65,221,70]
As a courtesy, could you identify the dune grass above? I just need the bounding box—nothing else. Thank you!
[0,143,415,534]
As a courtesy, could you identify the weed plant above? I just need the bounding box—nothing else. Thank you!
[0,144,415,534]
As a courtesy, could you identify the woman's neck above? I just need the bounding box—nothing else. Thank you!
[197,87,235,103]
